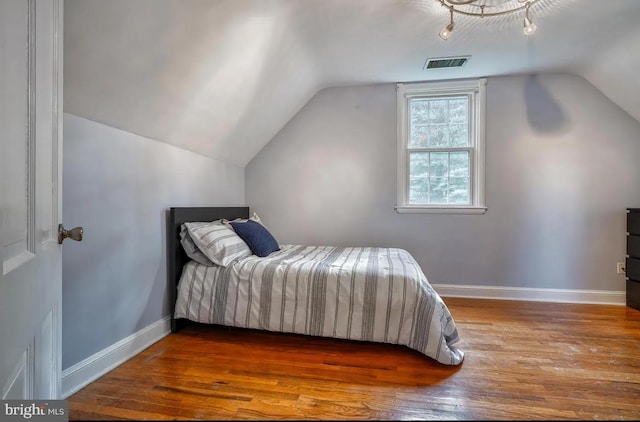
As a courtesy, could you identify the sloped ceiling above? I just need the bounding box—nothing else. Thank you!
[64,0,640,167]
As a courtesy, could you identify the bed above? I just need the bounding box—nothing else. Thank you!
[167,207,464,365]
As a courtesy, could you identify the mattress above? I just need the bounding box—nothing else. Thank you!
[174,244,464,365]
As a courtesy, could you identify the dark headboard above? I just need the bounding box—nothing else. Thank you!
[167,206,249,332]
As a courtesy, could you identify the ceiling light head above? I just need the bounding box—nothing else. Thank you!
[439,22,455,40]
[439,6,455,41]
[523,16,537,35]
[523,3,537,35]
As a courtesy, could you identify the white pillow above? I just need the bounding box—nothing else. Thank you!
[183,220,252,267]
[222,212,263,226]
[179,224,215,266]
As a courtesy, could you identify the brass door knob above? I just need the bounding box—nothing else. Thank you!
[58,224,83,244]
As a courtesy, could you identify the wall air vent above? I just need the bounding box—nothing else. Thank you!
[424,56,470,70]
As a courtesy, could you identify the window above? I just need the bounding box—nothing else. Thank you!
[396,79,487,214]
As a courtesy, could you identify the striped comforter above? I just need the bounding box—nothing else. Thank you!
[174,245,464,365]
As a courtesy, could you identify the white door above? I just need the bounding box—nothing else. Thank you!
[0,0,64,399]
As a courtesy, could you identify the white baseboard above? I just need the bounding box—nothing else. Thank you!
[61,316,171,399]
[58,286,624,398]
[431,283,626,305]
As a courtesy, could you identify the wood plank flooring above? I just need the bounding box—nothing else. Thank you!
[67,298,640,420]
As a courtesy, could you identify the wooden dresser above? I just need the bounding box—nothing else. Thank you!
[627,208,640,310]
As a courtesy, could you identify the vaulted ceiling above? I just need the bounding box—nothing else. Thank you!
[64,0,640,167]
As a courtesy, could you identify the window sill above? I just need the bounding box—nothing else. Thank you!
[395,206,487,215]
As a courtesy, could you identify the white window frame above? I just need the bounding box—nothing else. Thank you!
[396,78,487,214]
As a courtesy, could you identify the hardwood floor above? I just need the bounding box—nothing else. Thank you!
[68,298,640,420]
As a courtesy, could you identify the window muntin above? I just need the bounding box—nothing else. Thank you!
[408,95,471,205]
[409,150,470,205]
[409,96,469,148]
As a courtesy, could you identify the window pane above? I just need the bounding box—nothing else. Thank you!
[410,99,429,147]
[409,124,429,147]
[409,152,428,204]
[410,100,429,125]
[410,177,428,204]
[448,177,470,204]
[409,152,429,178]
[430,152,448,177]
[449,123,469,147]
[427,125,449,147]
[429,177,448,204]
[449,151,469,177]
[448,97,468,123]
[428,99,448,123]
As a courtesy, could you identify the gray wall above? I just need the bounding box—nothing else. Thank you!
[246,74,640,292]
[62,113,244,370]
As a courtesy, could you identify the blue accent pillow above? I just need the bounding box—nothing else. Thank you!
[229,220,280,257]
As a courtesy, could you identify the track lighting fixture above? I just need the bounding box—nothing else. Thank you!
[437,0,540,40]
